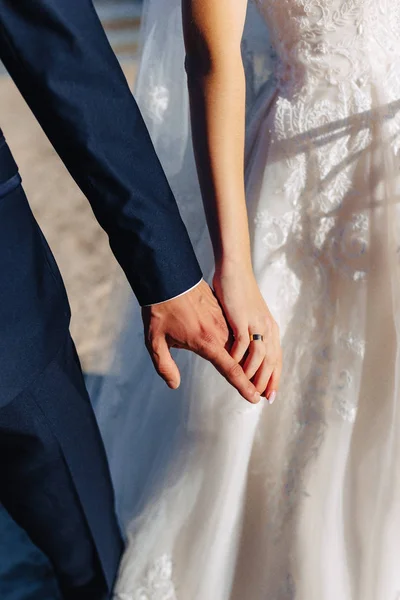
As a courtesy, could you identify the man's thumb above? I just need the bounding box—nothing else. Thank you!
[150,337,181,390]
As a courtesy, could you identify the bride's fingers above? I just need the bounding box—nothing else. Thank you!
[197,344,260,404]
[243,340,266,380]
[147,336,181,390]
[264,350,282,401]
[252,358,274,396]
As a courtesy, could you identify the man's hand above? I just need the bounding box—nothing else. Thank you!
[142,280,261,404]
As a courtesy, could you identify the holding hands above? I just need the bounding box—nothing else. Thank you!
[142,280,262,404]
[142,275,281,404]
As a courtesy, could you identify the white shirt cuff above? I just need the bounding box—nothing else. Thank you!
[142,278,203,307]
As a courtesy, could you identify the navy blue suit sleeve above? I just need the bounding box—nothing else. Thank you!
[0,0,202,306]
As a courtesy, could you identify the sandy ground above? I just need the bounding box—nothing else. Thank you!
[0,62,136,373]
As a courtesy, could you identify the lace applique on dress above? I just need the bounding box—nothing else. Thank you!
[115,555,177,600]
[248,0,400,430]
[254,0,400,96]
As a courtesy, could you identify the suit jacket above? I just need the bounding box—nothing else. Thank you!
[0,0,202,308]
[0,1,202,592]
[0,0,203,429]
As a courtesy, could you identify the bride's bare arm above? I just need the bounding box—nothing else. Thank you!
[182,0,281,401]
[182,0,249,266]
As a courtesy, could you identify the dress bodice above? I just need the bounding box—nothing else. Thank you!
[254,0,400,96]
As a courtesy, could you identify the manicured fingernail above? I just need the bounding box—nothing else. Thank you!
[253,391,261,403]
[268,391,277,405]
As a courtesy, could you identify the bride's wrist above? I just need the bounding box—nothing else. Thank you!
[214,255,254,281]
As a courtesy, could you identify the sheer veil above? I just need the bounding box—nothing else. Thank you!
[93,0,275,533]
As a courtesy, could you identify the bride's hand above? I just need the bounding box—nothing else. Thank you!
[213,263,282,403]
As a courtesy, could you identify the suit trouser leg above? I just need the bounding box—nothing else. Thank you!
[0,332,122,598]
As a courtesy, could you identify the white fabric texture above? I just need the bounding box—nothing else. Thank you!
[94,1,400,599]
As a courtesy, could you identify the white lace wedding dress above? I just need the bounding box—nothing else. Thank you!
[94,1,400,598]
